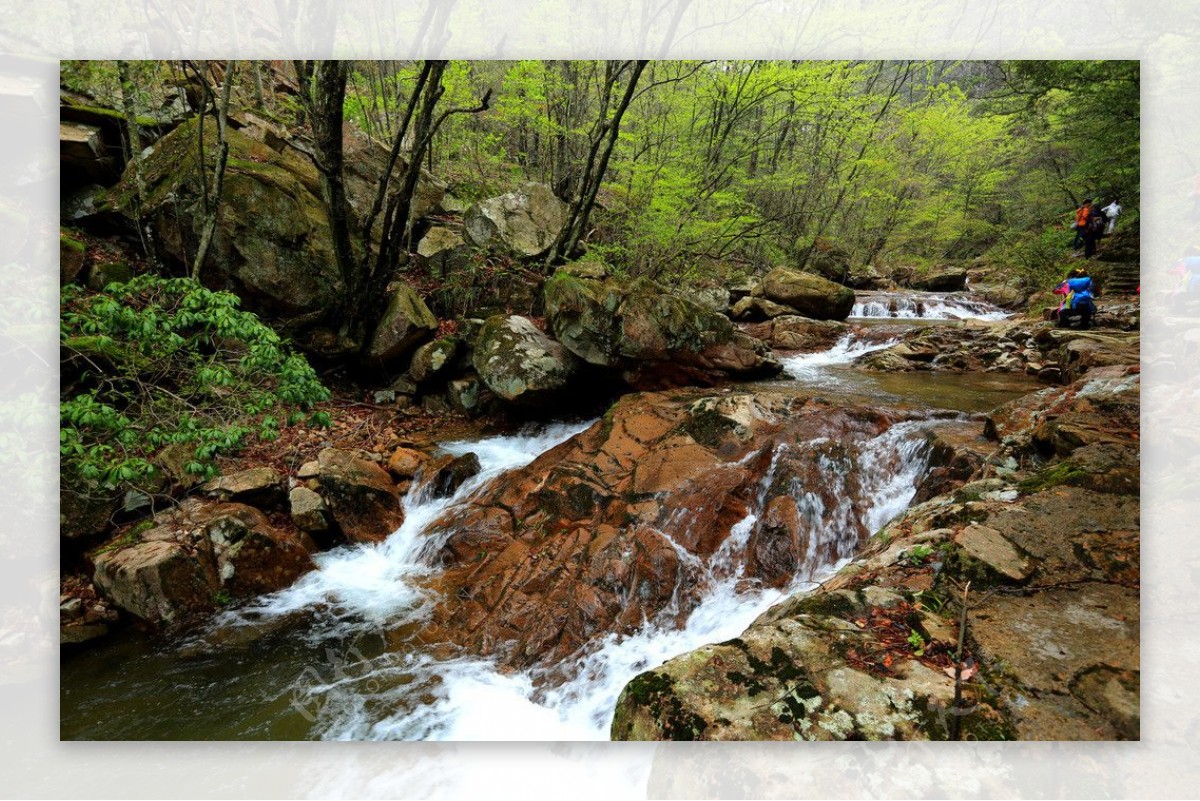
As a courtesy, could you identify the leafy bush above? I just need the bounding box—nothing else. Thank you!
[989,225,1074,294]
[61,276,331,489]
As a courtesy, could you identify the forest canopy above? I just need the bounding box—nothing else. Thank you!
[63,58,1138,292]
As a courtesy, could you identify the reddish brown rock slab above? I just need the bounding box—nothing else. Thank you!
[418,388,905,671]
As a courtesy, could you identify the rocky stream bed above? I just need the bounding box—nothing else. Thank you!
[60,290,1140,741]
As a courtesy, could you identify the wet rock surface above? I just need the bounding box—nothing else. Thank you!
[91,499,314,631]
[316,448,405,543]
[419,388,958,671]
[611,359,1139,741]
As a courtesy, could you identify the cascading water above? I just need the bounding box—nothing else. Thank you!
[214,420,596,642]
[852,290,1010,321]
[269,410,939,741]
[63,332,1006,742]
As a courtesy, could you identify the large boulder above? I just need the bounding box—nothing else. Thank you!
[105,117,345,322]
[729,296,798,322]
[416,226,473,277]
[910,266,968,292]
[93,539,218,629]
[740,316,849,352]
[755,266,855,321]
[316,448,404,543]
[544,272,781,388]
[418,389,929,670]
[464,182,567,258]
[407,337,460,385]
[92,499,314,630]
[201,467,284,507]
[60,119,120,187]
[341,125,445,225]
[365,284,439,368]
[472,315,582,405]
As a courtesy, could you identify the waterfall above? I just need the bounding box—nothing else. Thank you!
[851,290,1010,321]
[213,420,596,642]
[67,333,957,742]
[273,411,938,741]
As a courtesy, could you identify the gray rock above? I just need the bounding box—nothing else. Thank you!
[365,283,439,368]
[408,337,460,385]
[464,182,567,258]
[417,226,472,277]
[201,467,284,506]
[288,486,329,532]
[472,314,581,404]
[955,523,1033,582]
[730,296,798,321]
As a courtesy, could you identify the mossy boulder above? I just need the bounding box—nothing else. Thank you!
[464,182,567,258]
[91,499,314,631]
[755,266,855,321]
[60,230,87,285]
[544,270,781,388]
[910,266,968,292]
[543,270,625,367]
[472,314,582,405]
[105,116,345,323]
[407,336,460,385]
[365,284,439,368]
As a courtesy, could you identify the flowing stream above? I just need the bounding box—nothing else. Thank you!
[851,290,1010,321]
[60,324,1039,741]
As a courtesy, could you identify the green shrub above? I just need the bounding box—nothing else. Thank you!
[989,225,1074,293]
[61,275,331,489]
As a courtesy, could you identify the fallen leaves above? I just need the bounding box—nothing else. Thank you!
[841,601,969,680]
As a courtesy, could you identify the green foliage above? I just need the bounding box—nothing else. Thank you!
[906,630,927,655]
[990,225,1075,293]
[61,276,331,490]
[92,59,1137,294]
[901,544,935,566]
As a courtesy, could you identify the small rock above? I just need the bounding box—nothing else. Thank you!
[289,486,329,532]
[297,460,320,479]
[373,390,397,405]
[60,597,83,619]
[955,523,1033,582]
[389,376,419,396]
[387,447,426,480]
[419,452,482,499]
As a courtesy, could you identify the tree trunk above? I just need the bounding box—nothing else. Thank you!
[193,61,238,281]
[295,61,357,317]
[116,61,159,268]
[545,60,648,267]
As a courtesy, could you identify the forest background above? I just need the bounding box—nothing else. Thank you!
[62,58,1139,302]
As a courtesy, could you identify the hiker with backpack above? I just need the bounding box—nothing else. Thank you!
[1082,198,1107,258]
[1071,199,1092,251]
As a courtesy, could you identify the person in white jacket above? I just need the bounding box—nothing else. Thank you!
[1102,199,1122,235]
